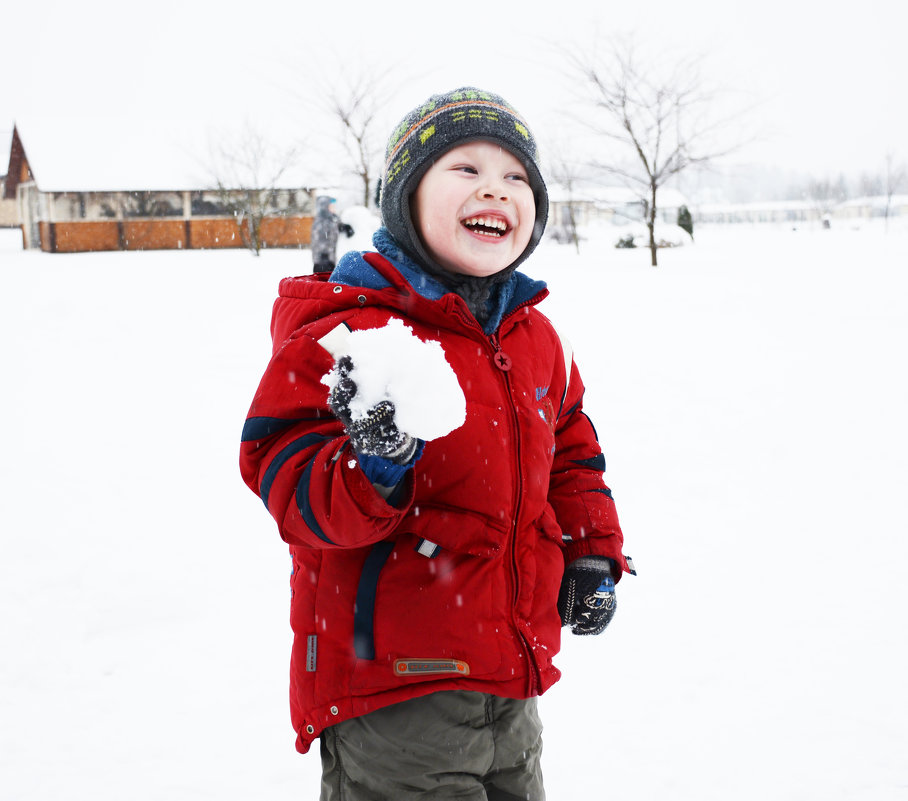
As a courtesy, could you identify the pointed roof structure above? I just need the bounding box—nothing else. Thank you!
[3,125,32,199]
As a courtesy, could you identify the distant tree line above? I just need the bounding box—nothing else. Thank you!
[790,154,906,223]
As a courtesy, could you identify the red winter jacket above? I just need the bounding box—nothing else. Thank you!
[239,247,630,754]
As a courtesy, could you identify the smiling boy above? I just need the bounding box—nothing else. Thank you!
[240,87,633,800]
[411,140,536,277]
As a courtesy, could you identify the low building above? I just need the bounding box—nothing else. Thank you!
[0,128,18,227]
[694,199,822,225]
[3,120,317,252]
[833,194,908,221]
[547,181,689,241]
[0,178,17,227]
[694,195,908,226]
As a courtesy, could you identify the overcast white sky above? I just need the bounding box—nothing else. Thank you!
[4,0,907,188]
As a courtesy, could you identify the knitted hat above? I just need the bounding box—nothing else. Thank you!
[380,87,548,276]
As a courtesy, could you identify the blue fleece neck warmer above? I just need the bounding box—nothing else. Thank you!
[332,228,546,335]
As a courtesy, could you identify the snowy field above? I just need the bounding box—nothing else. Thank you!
[1,220,906,800]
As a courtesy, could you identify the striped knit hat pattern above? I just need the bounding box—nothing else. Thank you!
[379,87,548,275]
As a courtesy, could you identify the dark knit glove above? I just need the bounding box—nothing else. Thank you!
[327,356,418,464]
[557,556,617,635]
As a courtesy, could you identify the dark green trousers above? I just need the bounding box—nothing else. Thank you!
[319,690,546,800]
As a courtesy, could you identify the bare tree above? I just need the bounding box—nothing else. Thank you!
[858,170,884,198]
[803,174,848,226]
[207,121,307,255]
[545,145,587,253]
[319,67,397,209]
[566,39,740,266]
[884,152,906,231]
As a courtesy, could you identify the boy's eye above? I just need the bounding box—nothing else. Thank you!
[507,173,528,182]
[454,165,478,174]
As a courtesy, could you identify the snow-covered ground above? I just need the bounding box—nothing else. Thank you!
[1,220,906,800]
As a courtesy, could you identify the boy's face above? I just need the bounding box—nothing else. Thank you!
[411,140,535,278]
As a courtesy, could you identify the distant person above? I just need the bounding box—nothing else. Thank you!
[240,87,635,800]
[677,204,694,239]
[310,196,354,273]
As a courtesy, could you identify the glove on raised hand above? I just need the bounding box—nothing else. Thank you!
[558,556,617,635]
[327,356,418,464]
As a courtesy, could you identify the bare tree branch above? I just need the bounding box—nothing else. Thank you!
[884,151,906,230]
[564,37,747,265]
[318,65,397,208]
[545,145,587,253]
[206,120,308,255]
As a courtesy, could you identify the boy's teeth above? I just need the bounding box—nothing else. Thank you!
[464,216,507,233]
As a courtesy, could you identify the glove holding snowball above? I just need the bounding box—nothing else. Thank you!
[327,356,419,465]
[557,556,617,635]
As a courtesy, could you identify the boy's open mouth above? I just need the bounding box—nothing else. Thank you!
[461,215,510,238]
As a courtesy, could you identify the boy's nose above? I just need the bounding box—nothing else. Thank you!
[478,181,509,202]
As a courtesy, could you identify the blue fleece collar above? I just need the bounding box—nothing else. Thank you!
[331,227,546,334]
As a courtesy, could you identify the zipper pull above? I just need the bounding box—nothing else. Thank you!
[491,336,513,372]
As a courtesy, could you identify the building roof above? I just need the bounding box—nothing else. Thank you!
[9,116,311,193]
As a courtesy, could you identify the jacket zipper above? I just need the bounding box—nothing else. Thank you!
[456,295,548,695]
[488,331,541,696]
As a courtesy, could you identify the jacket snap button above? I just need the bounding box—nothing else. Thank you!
[305,724,315,734]
[332,285,342,294]
[330,705,339,715]
[494,351,513,371]
[357,294,367,305]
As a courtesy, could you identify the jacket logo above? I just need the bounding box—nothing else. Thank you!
[537,396,555,431]
[394,659,470,677]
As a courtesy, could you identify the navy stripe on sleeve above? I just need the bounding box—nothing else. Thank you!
[242,416,319,442]
[571,454,606,472]
[296,455,336,545]
[260,433,331,511]
[585,487,614,500]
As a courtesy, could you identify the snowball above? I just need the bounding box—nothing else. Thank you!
[323,318,466,442]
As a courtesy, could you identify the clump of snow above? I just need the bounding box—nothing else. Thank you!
[612,221,693,249]
[322,318,466,441]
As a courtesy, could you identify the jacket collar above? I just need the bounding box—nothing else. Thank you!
[331,227,547,334]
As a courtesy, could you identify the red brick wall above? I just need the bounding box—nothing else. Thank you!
[188,218,243,249]
[46,221,120,252]
[38,216,313,253]
[260,216,312,247]
[123,220,186,250]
